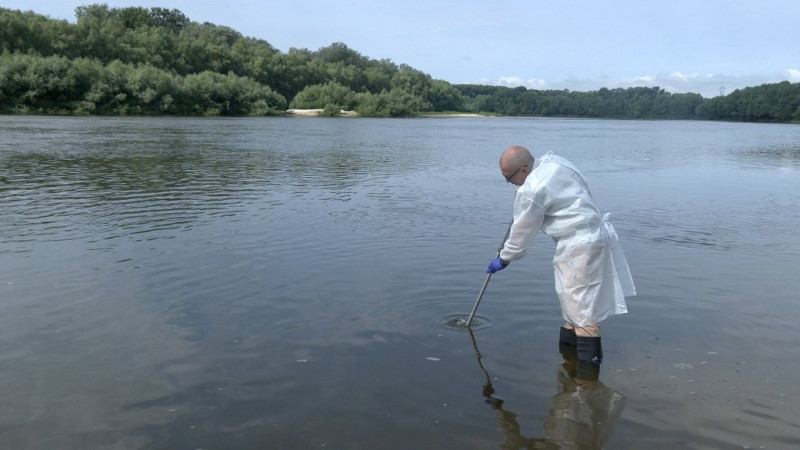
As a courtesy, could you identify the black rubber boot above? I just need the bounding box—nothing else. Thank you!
[576,336,603,365]
[559,326,577,346]
[558,326,578,361]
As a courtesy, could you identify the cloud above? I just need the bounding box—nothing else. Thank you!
[621,75,656,84]
[494,76,547,88]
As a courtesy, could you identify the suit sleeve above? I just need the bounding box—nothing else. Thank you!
[499,189,546,262]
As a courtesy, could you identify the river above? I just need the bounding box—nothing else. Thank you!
[1,115,799,449]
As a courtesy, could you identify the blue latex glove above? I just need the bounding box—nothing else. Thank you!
[486,257,507,274]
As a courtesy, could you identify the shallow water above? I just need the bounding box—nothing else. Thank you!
[1,116,799,449]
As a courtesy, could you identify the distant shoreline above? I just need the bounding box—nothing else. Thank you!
[284,109,487,118]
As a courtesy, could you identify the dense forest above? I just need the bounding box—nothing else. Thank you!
[2,5,799,121]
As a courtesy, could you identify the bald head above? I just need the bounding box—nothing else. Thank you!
[499,145,535,185]
[500,145,534,170]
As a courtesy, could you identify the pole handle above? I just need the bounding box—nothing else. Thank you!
[465,220,513,327]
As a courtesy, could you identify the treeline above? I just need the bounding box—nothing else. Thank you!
[455,82,800,122]
[695,81,800,122]
[0,5,462,116]
[1,5,799,121]
[456,85,705,119]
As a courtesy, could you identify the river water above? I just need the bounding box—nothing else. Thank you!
[1,116,799,449]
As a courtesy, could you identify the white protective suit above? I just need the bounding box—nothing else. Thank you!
[499,153,635,327]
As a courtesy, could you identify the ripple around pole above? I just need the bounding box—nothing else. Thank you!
[437,314,492,331]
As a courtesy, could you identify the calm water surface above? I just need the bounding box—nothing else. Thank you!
[1,116,799,449]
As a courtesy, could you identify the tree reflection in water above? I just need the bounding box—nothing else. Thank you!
[469,329,625,449]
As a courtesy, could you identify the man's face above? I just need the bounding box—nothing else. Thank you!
[500,162,527,186]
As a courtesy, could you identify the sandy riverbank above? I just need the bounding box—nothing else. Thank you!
[284,109,358,117]
[285,110,487,118]
[422,113,484,117]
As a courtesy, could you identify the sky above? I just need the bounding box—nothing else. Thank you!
[5,0,799,98]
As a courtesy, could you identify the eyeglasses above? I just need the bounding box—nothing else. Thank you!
[504,165,527,182]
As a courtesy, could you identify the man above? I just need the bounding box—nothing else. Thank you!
[487,145,636,366]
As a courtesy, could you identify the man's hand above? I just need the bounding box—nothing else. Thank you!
[486,257,507,273]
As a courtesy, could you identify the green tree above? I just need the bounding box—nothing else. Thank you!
[290,81,356,110]
[0,54,84,113]
[315,42,368,68]
[77,58,126,113]
[176,70,285,116]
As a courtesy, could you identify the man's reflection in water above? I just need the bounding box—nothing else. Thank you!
[469,330,625,449]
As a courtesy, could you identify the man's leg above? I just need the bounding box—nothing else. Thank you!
[559,324,577,346]
[553,242,605,365]
[558,324,579,379]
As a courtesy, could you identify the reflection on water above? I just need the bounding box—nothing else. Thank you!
[2,151,256,245]
[0,117,432,250]
[470,330,625,449]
